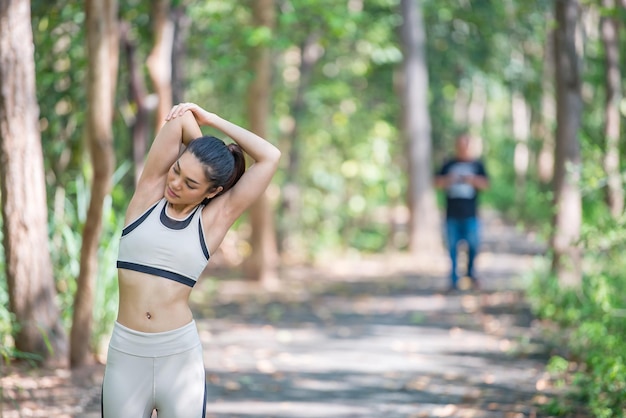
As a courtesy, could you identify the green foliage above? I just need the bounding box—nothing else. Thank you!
[185,1,250,114]
[0,223,44,365]
[529,214,626,416]
[32,0,88,189]
[530,24,626,409]
[0,166,128,362]
[0,220,13,362]
[11,1,623,398]
[49,164,130,354]
[171,0,555,258]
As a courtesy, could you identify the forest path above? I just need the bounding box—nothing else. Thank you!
[1,212,586,417]
[193,212,562,418]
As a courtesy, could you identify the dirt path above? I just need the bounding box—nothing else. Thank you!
[1,214,586,417]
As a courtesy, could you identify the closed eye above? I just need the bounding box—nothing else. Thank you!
[173,163,199,189]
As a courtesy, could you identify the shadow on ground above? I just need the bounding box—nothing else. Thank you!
[1,215,589,418]
[192,271,568,418]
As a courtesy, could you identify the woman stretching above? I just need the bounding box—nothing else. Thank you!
[101,102,281,417]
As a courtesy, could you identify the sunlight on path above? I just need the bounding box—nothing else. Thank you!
[0,214,562,417]
[194,215,557,418]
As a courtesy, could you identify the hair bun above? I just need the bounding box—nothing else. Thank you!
[223,144,245,193]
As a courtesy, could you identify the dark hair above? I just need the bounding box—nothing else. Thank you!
[185,136,246,202]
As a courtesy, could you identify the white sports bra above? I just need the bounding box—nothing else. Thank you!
[117,199,210,287]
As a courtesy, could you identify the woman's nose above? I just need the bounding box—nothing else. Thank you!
[171,178,182,190]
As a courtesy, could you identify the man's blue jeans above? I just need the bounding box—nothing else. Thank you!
[445,217,480,288]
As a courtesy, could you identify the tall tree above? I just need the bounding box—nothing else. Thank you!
[512,88,531,198]
[0,0,67,365]
[551,0,583,287]
[537,22,557,184]
[400,0,442,255]
[600,0,623,218]
[147,0,174,130]
[121,21,152,185]
[244,0,279,287]
[70,0,119,367]
[279,33,321,254]
[172,1,191,104]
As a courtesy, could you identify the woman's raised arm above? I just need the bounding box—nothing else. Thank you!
[167,103,281,220]
[137,110,202,189]
[123,107,204,220]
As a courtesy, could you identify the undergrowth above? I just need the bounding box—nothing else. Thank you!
[529,215,626,418]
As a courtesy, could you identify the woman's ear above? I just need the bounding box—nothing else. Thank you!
[206,186,224,200]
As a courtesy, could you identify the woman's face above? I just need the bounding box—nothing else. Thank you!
[165,152,218,204]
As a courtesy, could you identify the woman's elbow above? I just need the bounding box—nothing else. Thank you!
[268,145,281,166]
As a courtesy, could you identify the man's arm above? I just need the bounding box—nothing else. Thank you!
[465,175,489,190]
[434,174,455,189]
[466,160,489,190]
[434,161,455,189]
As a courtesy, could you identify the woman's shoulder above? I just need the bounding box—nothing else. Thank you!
[199,196,237,255]
[201,194,242,231]
[125,190,164,224]
[199,195,225,223]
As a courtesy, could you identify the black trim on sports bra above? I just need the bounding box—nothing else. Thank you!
[116,261,196,287]
[121,201,160,237]
[202,381,207,417]
[160,204,198,230]
[198,218,209,260]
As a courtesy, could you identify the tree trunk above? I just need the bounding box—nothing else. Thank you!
[172,3,191,104]
[147,0,174,130]
[600,0,623,218]
[279,33,320,256]
[467,75,487,133]
[537,21,556,183]
[121,21,152,185]
[512,89,531,200]
[245,0,279,288]
[453,86,469,127]
[70,0,118,368]
[551,0,582,287]
[0,0,67,366]
[400,0,442,255]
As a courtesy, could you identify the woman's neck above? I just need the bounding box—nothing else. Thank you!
[166,201,199,219]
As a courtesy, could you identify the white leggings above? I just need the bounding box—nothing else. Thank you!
[101,321,206,418]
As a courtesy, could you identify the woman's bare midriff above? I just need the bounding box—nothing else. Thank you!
[116,269,195,333]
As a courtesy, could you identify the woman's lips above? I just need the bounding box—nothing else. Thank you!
[166,186,178,198]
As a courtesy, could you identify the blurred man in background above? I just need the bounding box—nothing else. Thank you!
[435,133,489,293]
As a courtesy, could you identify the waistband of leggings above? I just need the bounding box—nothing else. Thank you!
[109,320,201,357]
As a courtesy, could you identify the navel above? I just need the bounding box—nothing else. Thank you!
[146,312,152,320]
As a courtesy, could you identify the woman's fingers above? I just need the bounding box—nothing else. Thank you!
[178,103,191,116]
[165,103,197,120]
[165,104,183,121]
[165,102,214,127]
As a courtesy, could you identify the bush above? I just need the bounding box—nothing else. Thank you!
[0,164,129,363]
[529,214,626,417]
